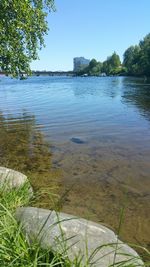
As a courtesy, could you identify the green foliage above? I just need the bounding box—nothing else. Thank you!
[102,52,122,75]
[0,184,70,266]
[123,46,141,75]
[0,183,149,266]
[76,33,150,77]
[0,0,55,77]
[0,112,62,210]
[108,52,121,68]
[139,33,150,76]
[76,58,103,76]
[76,53,122,76]
[89,60,103,76]
[89,58,98,69]
[123,33,150,76]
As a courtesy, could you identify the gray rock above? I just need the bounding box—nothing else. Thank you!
[0,167,33,196]
[71,137,85,144]
[15,207,144,266]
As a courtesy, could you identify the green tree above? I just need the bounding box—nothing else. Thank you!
[109,52,121,68]
[123,45,141,75]
[139,33,150,76]
[123,33,150,76]
[102,52,122,75]
[76,59,102,76]
[88,59,102,76]
[123,46,136,70]
[89,58,98,69]
[0,0,55,77]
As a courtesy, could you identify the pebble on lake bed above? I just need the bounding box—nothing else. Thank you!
[70,137,85,144]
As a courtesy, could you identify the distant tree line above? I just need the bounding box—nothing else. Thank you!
[76,33,150,77]
[76,52,123,76]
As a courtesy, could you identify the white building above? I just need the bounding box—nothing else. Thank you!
[73,57,90,72]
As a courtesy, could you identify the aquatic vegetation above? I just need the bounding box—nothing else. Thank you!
[0,112,62,209]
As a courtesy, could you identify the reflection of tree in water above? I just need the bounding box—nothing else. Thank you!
[122,77,150,119]
[0,112,61,208]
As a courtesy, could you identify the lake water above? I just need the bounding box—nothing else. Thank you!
[0,76,150,249]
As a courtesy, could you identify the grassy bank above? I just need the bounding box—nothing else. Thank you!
[0,183,73,267]
[0,182,149,267]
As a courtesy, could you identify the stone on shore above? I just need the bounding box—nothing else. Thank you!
[15,207,144,267]
[0,167,32,195]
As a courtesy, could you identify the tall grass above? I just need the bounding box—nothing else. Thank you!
[0,183,72,267]
[0,181,149,266]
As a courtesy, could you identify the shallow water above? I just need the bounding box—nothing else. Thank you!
[0,76,150,249]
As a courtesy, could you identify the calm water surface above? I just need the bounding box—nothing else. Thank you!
[0,76,150,248]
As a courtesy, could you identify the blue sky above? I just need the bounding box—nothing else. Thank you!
[31,0,150,71]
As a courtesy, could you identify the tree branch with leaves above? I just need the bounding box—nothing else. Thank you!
[0,0,55,77]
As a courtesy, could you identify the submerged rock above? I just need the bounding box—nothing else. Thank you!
[15,207,144,267]
[70,137,85,144]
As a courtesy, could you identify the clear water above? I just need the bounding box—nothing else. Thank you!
[1,76,150,143]
[0,75,150,247]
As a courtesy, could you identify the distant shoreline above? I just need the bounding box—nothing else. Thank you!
[0,71,149,79]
